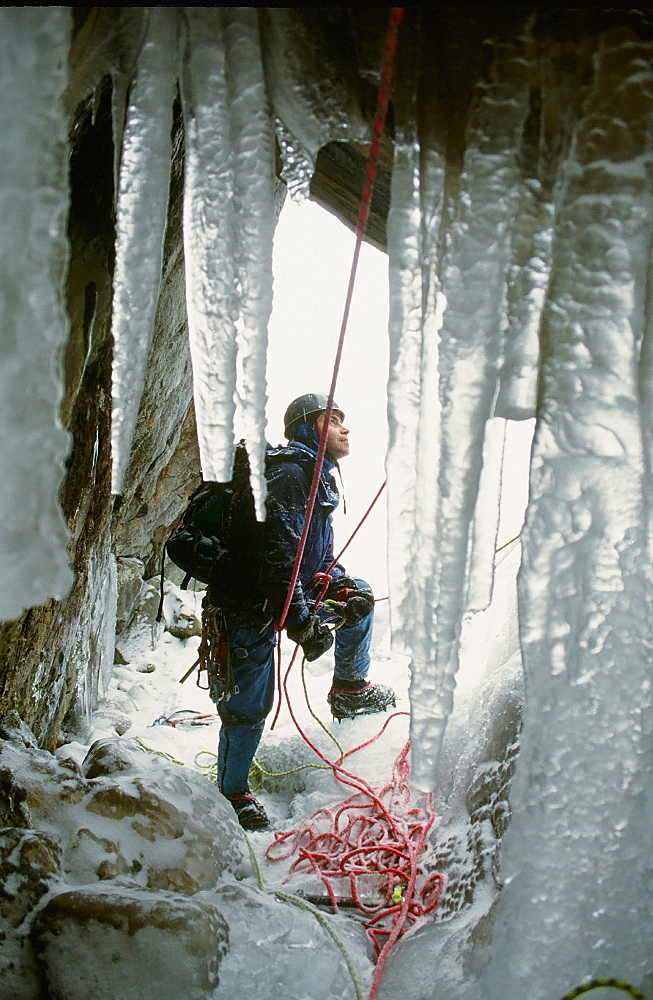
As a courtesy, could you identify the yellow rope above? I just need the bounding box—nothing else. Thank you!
[300,653,345,763]
[128,736,186,767]
[248,755,330,792]
[193,749,330,791]
[195,749,219,783]
[560,981,648,1000]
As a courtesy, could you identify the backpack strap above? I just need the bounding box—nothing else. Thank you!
[155,486,204,623]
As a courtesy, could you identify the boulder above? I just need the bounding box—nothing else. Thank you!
[32,884,228,1000]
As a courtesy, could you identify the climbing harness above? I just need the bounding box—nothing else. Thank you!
[178,600,240,699]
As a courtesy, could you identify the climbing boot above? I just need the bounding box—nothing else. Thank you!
[327,682,396,722]
[224,791,270,831]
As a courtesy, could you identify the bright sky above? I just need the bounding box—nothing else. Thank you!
[265,197,534,604]
[266,198,391,592]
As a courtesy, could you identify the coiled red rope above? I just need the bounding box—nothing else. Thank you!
[266,728,444,999]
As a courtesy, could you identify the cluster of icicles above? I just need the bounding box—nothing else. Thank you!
[3,8,653,998]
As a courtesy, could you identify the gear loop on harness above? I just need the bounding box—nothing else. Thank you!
[197,599,239,702]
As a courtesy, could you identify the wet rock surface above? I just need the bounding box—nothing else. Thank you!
[0,712,249,997]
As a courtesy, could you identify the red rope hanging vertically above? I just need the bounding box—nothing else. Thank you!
[276,8,403,632]
[266,15,439,999]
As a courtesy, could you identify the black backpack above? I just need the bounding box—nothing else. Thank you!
[156,441,254,620]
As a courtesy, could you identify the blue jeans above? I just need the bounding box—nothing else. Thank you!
[213,578,373,794]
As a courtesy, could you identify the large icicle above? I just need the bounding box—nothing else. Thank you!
[0,8,73,622]
[180,8,275,511]
[388,41,536,790]
[110,8,178,495]
[386,31,445,655]
[485,37,653,1000]
[223,8,276,515]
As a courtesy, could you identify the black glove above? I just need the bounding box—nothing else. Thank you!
[287,615,334,661]
[325,577,374,625]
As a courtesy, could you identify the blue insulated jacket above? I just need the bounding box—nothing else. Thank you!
[261,440,344,629]
[207,440,344,630]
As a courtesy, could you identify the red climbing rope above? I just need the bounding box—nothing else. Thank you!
[267,733,444,996]
[270,476,387,731]
[276,7,403,632]
[267,13,431,998]
[329,480,386,574]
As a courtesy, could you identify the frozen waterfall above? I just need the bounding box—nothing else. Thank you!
[1,8,652,1000]
[385,22,653,1000]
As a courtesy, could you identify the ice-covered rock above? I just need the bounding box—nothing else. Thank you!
[114,578,163,664]
[0,829,62,1000]
[375,650,524,999]
[0,716,251,894]
[252,734,326,795]
[162,585,202,640]
[31,883,228,1000]
[115,556,146,634]
[212,881,374,1000]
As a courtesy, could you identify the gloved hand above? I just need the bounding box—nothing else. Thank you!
[287,615,334,661]
[325,576,374,625]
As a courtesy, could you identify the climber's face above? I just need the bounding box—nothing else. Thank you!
[316,411,350,461]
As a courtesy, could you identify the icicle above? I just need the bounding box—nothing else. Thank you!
[465,417,507,613]
[495,181,553,420]
[180,8,275,513]
[386,27,446,653]
[485,36,653,1000]
[110,11,149,198]
[387,41,536,790]
[0,8,73,622]
[386,135,430,648]
[223,8,275,518]
[110,8,178,494]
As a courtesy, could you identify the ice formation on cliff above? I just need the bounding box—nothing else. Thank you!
[1,8,652,1000]
[385,23,653,1000]
[0,7,73,621]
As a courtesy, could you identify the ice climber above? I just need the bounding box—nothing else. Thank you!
[202,392,396,831]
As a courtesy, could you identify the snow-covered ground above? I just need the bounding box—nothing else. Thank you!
[0,532,521,1000]
[62,534,522,899]
[70,585,412,870]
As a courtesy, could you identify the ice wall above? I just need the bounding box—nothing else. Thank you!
[386,19,653,1000]
[387,38,537,789]
[484,38,653,1000]
[0,8,73,622]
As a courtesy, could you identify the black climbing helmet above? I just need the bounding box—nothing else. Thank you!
[283,393,345,439]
